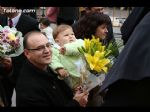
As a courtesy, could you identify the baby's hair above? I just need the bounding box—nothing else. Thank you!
[53,24,72,40]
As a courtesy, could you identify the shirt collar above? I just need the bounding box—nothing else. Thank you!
[8,12,21,27]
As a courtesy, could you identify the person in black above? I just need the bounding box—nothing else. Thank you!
[57,7,79,25]
[16,31,88,106]
[0,7,40,106]
[121,7,150,45]
[99,11,150,106]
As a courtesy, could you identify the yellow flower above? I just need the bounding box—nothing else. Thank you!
[95,51,105,59]
[85,51,110,73]
[7,33,16,41]
[99,45,105,52]
[84,38,90,52]
[91,35,99,43]
[78,35,113,75]
[96,59,110,73]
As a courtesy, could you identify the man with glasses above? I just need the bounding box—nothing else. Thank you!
[16,31,88,106]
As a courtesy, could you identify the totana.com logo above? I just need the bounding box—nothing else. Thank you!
[2,8,36,13]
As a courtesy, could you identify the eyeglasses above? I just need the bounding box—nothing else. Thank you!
[27,42,51,52]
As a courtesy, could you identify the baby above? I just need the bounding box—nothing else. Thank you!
[49,24,85,89]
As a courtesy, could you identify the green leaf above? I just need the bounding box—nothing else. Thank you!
[78,47,84,54]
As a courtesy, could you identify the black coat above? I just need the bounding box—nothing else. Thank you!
[0,81,7,107]
[16,60,80,107]
[121,7,150,45]
[0,65,11,107]
[100,11,150,106]
[101,79,150,106]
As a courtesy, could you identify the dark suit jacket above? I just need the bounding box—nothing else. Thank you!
[0,65,11,107]
[0,13,39,36]
[16,60,79,106]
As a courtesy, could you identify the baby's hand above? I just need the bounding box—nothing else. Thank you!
[59,46,66,55]
[56,68,69,79]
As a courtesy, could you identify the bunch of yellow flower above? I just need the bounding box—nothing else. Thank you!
[78,35,112,74]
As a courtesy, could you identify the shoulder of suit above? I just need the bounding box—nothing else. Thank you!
[20,13,38,23]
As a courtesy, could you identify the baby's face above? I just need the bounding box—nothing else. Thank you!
[55,28,76,47]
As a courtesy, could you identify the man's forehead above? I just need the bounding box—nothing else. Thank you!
[28,33,48,44]
[28,32,45,39]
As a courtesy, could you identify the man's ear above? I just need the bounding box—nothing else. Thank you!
[24,49,30,59]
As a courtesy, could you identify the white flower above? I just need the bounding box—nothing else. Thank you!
[0,25,23,57]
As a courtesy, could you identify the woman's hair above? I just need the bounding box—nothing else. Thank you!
[39,17,51,27]
[53,24,72,39]
[73,12,111,39]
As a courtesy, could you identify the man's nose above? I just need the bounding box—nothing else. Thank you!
[44,46,51,52]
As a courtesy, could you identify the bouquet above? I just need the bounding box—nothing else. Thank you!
[0,25,23,58]
[78,35,115,91]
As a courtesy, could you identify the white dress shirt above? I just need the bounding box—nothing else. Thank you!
[8,12,21,27]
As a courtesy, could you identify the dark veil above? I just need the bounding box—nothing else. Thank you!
[121,7,150,45]
[100,11,150,92]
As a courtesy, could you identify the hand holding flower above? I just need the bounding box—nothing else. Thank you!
[77,35,116,92]
[73,89,89,107]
